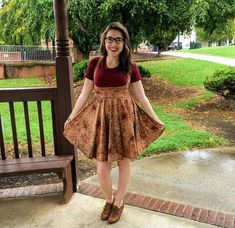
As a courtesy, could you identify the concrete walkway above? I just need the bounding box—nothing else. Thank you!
[0,148,235,227]
[162,51,235,67]
[84,148,235,216]
[0,193,214,228]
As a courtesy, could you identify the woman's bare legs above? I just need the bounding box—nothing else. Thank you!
[96,161,114,203]
[114,158,131,207]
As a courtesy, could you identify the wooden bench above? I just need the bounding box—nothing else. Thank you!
[0,155,74,203]
[0,1,78,204]
[0,87,77,204]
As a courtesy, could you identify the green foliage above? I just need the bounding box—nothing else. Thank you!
[204,68,235,100]
[148,0,195,52]
[138,65,151,78]
[73,59,89,81]
[0,0,55,45]
[69,0,196,55]
[193,0,235,38]
[196,20,235,44]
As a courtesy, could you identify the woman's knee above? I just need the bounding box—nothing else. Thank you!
[118,158,131,169]
[96,162,111,180]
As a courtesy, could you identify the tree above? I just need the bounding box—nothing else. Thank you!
[0,0,54,45]
[147,0,195,54]
[193,0,235,45]
[68,0,106,57]
[196,19,235,45]
[0,0,199,56]
[94,0,196,54]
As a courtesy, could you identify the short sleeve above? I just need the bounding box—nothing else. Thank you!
[131,62,142,83]
[85,57,100,81]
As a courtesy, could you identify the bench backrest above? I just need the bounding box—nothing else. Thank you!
[0,87,60,160]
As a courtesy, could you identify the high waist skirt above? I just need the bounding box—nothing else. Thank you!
[63,84,165,162]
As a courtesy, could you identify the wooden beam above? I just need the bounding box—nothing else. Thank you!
[53,0,78,192]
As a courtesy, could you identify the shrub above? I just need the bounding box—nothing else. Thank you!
[204,68,235,100]
[73,59,89,81]
[138,65,151,78]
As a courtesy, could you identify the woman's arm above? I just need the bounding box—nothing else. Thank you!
[129,80,164,127]
[64,78,94,127]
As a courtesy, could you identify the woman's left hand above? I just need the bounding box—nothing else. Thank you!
[157,120,165,129]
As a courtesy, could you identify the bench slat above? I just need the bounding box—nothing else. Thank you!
[9,102,19,158]
[23,101,33,157]
[0,114,5,159]
[37,101,46,156]
[0,155,73,166]
[0,160,71,176]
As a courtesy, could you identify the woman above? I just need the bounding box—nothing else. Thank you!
[64,22,165,224]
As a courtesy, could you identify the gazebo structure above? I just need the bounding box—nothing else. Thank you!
[0,0,78,201]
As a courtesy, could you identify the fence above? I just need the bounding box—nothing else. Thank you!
[0,45,75,62]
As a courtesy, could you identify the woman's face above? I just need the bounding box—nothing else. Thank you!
[105,29,124,58]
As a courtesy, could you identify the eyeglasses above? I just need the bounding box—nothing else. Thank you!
[105,36,124,44]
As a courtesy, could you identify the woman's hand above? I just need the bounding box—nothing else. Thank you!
[157,121,165,129]
[64,117,72,129]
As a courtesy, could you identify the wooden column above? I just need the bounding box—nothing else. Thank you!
[53,0,78,192]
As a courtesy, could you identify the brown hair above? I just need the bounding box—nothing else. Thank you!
[99,22,132,73]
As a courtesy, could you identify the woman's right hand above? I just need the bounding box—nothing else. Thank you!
[64,117,72,129]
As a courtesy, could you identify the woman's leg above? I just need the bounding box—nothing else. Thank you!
[96,161,113,203]
[114,158,131,207]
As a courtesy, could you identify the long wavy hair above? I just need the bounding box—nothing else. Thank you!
[99,22,132,73]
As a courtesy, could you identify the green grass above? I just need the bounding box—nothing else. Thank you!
[0,77,44,88]
[138,58,228,155]
[139,58,230,88]
[173,90,215,109]
[141,105,227,156]
[179,46,235,59]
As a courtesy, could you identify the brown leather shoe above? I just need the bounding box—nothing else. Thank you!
[107,203,124,224]
[101,200,114,220]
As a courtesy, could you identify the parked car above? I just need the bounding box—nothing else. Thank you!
[167,42,182,50]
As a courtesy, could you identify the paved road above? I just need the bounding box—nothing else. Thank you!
[162,51,235,67]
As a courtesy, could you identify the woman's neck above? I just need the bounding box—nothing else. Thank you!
[106,56,119,68]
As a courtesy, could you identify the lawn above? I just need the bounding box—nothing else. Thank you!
[143,105,226,156]
[139,58,230,88]
[179,45,235,59]
[138,58,229,154]
[0,77,44,88]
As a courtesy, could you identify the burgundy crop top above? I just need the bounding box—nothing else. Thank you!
[85,57,142,87]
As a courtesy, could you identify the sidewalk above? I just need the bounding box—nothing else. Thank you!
[162,51,235,67]
[0,148,234,227]
[0,193,214,228]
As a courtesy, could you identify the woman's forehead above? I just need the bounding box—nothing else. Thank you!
[106,29,123,37]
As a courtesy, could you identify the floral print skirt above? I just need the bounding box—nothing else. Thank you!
[63,85,165,162]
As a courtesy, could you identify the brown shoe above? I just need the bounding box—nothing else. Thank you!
[101,199,114,220]
[107,203,124,224]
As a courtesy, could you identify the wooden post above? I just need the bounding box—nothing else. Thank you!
[53,0,78,192]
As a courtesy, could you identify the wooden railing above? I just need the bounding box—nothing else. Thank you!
[0,87,58,160]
